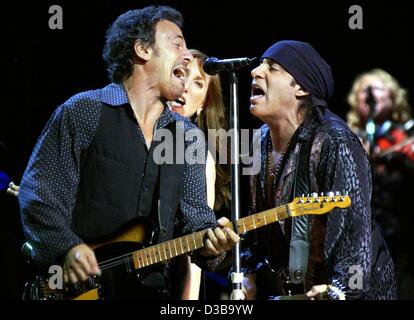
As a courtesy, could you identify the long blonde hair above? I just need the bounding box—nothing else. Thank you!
[347,68,411,130]
[191,49,230,211]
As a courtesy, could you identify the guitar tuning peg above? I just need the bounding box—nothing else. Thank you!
[311,192,318,198]
[327,191,334,197]
[335,191,340,196]
[301,194,305,198]
[320,192,324,196]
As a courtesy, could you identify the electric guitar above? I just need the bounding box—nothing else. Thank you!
[24,193,351,300]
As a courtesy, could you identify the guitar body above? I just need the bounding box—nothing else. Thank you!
[93,241,168,300]
[24,221,169,300]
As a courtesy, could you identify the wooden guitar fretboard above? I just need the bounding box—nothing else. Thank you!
[132,204,291,269]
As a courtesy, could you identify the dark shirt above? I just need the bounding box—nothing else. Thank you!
[362,121,414,298]
[243,106,397,300]
[19,83,217,267]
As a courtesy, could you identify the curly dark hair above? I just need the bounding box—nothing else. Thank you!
[103,6,183,83]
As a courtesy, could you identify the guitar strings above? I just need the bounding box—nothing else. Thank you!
[96,203,305,271]
[96,230,205,271]
[95,205,291,272]
[95,200,344,272]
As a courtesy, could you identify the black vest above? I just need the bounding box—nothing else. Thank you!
[71,104,184,243]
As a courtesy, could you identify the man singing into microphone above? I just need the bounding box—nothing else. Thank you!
[241,40,397,300]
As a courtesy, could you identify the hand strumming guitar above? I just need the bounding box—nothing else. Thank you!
[63,244,101,284]
[241,274,257,300]
[306,284,346,300]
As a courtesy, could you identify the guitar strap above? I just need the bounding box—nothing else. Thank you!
[289,140,312,285]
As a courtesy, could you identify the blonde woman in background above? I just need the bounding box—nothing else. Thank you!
[347,68,411,149]
[347,68,414,299]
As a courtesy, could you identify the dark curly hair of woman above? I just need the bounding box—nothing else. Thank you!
[103,6,183,83]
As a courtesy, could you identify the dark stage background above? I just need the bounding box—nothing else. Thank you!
[0,0,412,300]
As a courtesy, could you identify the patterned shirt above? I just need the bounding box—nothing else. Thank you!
[19,83,217,266]
[243,106,397,300]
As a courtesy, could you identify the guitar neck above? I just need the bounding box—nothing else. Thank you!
[131,229,207,269]
[131,204,292,270]
[229,204,292,233]
[115,194,350,271]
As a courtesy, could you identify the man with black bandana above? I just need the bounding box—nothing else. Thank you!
[241,40,397,300]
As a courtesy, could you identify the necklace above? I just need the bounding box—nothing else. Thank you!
[266,134,292,199]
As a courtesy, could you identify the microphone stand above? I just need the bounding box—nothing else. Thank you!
[203,56,256,300]
[228,71,244,300]
[365,86,377,159]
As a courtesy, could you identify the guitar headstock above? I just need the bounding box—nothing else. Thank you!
[290,192,351,217]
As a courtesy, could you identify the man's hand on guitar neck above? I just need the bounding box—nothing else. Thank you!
[63,244,101,284]
[200,217,240,257]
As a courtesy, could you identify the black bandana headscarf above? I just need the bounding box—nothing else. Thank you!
[261,40,334,107]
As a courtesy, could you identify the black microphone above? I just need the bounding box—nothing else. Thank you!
[365,86,376,116]
[203,57,257,75]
